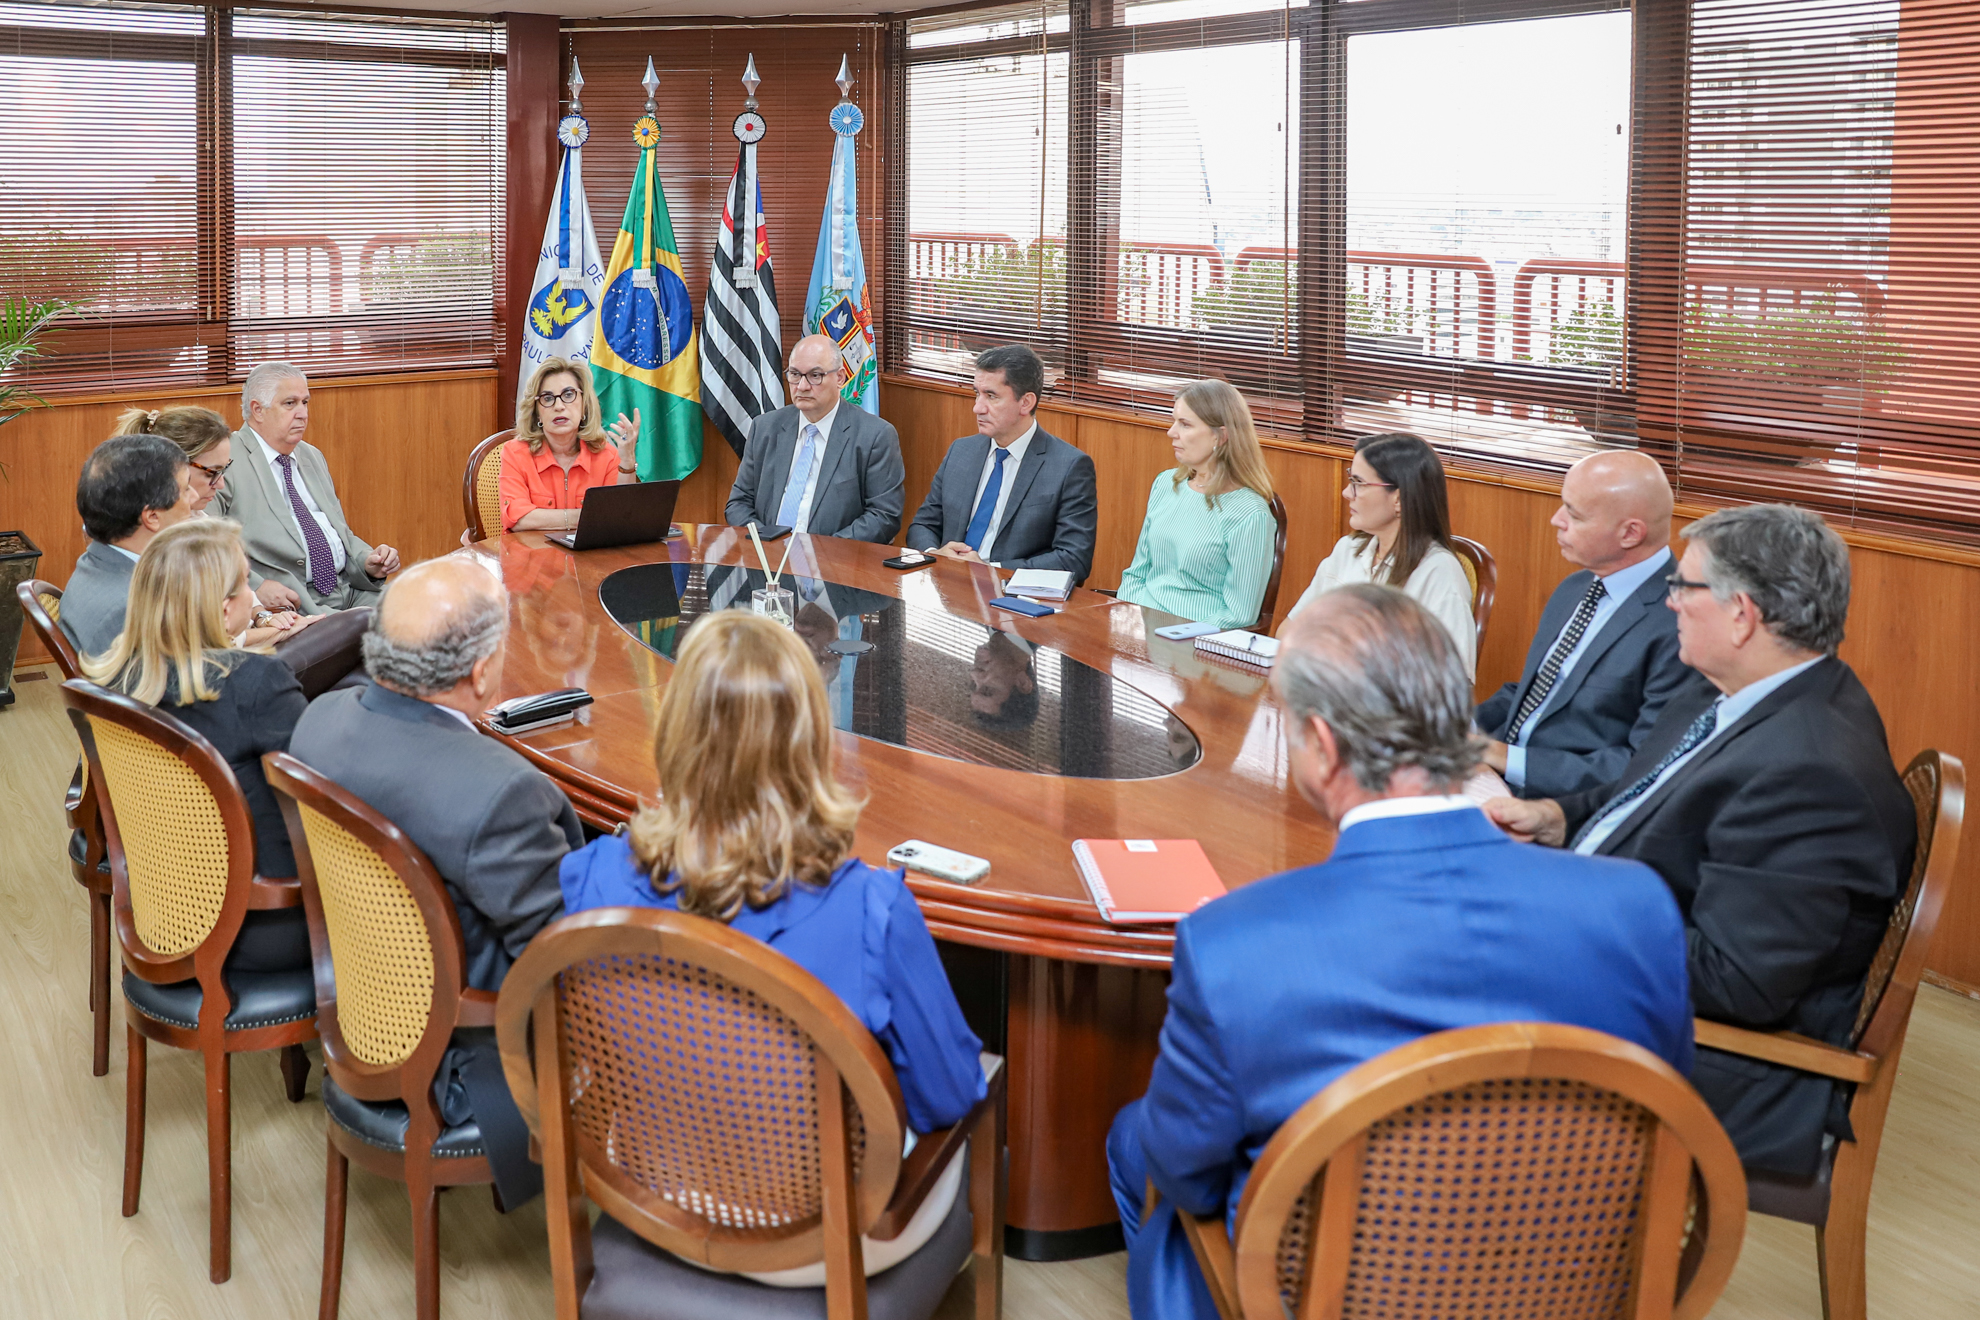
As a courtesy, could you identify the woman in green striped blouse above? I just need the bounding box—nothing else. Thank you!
[1117,380,1278,630]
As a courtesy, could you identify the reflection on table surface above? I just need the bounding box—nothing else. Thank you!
[598,561,1201,781]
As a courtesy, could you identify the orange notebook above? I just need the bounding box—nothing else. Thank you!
[1073,839,1227,924]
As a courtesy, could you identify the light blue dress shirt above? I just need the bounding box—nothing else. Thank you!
[1572,654,1826,855]
[1505,547,1672,790]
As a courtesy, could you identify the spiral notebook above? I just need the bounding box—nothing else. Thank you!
[1073,838,1227,924]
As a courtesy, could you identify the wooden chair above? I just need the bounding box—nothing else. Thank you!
[495,906,1009,1320]
[261,750,497,1320]
[1450,534,1497,645]
[1694,748,1964,1320]
[18,579,114,1076]
[61,679,315,1285]
[1168,1022,1746,1320]
[461,428,514,542]
[1251,492,1290,633]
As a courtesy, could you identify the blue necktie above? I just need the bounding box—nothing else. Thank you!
[1571,703,1721,850]
[776,423,821,528]
[963,447,1010,555]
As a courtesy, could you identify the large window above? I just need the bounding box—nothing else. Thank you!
[0,2,504,391]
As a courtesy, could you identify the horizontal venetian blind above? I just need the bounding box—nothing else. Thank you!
[229,8,505,375]
[896,2,1069,384]
[0,1,210,388]
[1652,0,1980,542]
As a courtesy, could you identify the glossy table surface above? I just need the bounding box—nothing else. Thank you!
[467,525,1338,967]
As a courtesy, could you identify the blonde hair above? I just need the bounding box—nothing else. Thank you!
[81,519,247,706]
[1170,379,1275,508]
[628,611,861,921]
[113,404,232,461]
[516,357,610,455]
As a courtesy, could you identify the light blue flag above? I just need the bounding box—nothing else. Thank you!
[519,102,605,405]
[805,85,878,414]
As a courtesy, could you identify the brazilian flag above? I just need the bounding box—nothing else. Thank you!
[593,112,701,482]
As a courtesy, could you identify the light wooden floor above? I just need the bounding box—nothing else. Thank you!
[4,659,1977,1319]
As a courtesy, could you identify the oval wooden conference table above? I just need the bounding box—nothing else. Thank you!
[463,524,1336,1260]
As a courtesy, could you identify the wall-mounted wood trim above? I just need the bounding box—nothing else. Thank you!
[502,13,561,412]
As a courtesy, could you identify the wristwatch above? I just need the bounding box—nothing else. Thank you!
[253,609,275,628]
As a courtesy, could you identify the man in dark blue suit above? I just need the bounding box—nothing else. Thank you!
[904,344,1098,583]
[1476,450,1706,798]
[1107,584,1694,1320]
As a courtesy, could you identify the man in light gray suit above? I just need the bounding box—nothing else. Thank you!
[724,333,905,542]
[60,433,197,655]
[215,361,400,614]
[905,344,1098,583]
[289,555,576,1207]
[1475,450,1709,799]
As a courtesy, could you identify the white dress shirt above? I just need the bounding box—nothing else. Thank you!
[252,427,347,573]
[786,400,841,533]
[434,704,478,732]
[109,543,141,564]
[1504,547,1672,789]
[968,422,1037,561]
[1338,794,1478,833]
[1572,655,1825,855]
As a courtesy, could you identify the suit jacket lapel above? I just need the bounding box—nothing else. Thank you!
[1545,569,1670,713]
[1507,572,1589,712]
[809,408,856,507]
[947,435,994,544]
[763,411,801,514]
[233,427,307,557]
[989,429,1051,558]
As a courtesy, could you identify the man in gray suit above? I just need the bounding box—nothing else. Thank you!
[725,333,905,542]
[60,433,197,655]
[905,344,1098,583]
[1475,451,1707,799]
[289,555,576,1207]
[215,361,400,614]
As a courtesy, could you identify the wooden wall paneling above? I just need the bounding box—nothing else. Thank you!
[1443,472,1578,699]
[1064,414,1176,588]
[674,419,741,524]
[884,382,978,544]
[1260,446,1344,620]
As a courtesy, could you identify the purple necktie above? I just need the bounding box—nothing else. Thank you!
[275,453,339,596]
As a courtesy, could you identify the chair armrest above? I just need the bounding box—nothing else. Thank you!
[66,762,85,819]
[1094,588,1118,598]
[1694,1017,1877,1084]
[871,1054,1007,1241]
[457,988,500,1028]
[1162,1184,1240,1320]
[248,875,303,909]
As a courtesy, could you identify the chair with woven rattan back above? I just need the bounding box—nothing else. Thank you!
[495,906,1008,1320]
[19,579,115,1076]
[260,749,497,1320]
[1169,1021,1747,1320]
[1694,747,1963,1320]
[61,678,315,1285]
[1450,534,1497,646]
[462,428,514,542]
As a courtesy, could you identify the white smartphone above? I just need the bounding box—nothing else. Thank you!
[1154,620,1222,641]
[888,840,992,885]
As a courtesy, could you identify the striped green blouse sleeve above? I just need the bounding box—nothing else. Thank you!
[1215,492,1276,629]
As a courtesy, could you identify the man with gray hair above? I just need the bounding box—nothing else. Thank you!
[215,361,400,613]
[1107,585,1693,1320]
[1488,503,1915,1184]
[289,555,577,1208]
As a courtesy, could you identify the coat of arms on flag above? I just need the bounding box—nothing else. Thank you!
[805,56,878,414]
[518,61,605,404]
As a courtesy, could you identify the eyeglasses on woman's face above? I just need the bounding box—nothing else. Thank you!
[785,368,837,387]
[188,457,231,484]
[1346,473,1395,493]
[536,387,582,408]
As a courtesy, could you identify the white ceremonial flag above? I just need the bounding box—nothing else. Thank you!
[519,112,605,404]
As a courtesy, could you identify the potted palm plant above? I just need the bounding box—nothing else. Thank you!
[0,295,69,708]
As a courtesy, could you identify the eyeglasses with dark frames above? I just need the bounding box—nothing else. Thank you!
[1346,474,1396,492]
[784,368,837,387]
[188,457,232,483]
[1664,573,1714,601]
[536,387,582,408]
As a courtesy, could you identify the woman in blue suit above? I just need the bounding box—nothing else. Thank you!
[559,611,987,1284]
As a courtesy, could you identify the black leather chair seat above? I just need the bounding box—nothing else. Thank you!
[580,1167,973,1320]
[68,827,108,877]
[1746,1140,1835,1225]
[122,967,316,1032]
[322,1075,485,1159]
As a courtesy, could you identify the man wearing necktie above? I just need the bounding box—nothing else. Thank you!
[1486,505,1914,1182]
[723,334,906,543]
[215,361,399,614]
[1474,451,1708,798]
[904,344,1098,583]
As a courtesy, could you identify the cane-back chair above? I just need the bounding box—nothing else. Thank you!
[496,906,1008,1320]
[19,580,114,1075]
[261,750,497,1320]
[62,679,315,1284]
[1694,748,1964,1320]
[462,428,514,543]
[1450,534,1497,646]
[1252,493,1291,634]
[1169,1022,1747,1320]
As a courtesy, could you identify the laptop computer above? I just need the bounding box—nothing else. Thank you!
[542,479,683,551]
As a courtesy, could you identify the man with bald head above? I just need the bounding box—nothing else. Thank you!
[289,555,576,1206]
[724,334,905,542]
[1475,450,1707,798]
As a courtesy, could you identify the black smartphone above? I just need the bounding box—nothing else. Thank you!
[751,522,792,540]
[883,550,937,569]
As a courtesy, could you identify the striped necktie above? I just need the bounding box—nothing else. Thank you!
[1570,703,1720,850]
[1506,577,1607,745]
